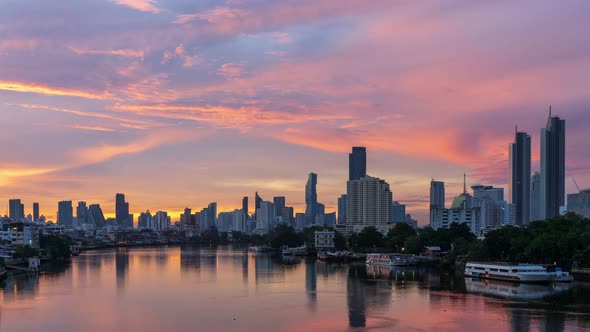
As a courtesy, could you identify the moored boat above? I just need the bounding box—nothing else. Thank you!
[282,245,309,256]
[366,253,415,266]
[249,245,273,253]
[464,262,553,283]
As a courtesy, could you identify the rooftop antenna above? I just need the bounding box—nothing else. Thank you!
[463,173,467,194]
[572,177,581,193]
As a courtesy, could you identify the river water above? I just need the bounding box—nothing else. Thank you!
[1,246,589,331]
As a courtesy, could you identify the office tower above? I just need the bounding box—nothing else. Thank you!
[282,206,294,225]
[256,201,275,233]
[472,185,508,229]
[338,194,347,224]
[57,201,74,226]
[567,190,590,218]
[540,110,566,218]
[9,199,24,219]
[88,204,106,228]
[33,203,39,222]
[273,196,286,217]
[242,196,248,216]
[509,130,531,225]
[530,172,541,221]
[295,213,305,230]
[430,181,445,208]
[115,193,130,226]
[207,202,217,230]
[346,176,392,231]
[391,201,406,222]
[153,211,170,231]
[181,208,192,228]
[349,147,367,181]
[305,173,318,226]
[138,210,152,230]
[324,212,337,227]
[76,201,88,227]
[430,207,481,235]
[254,192,262,219]
[218,212,233,232]
[232,209,247,232]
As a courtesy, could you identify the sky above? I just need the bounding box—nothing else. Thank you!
[0,0,589,224]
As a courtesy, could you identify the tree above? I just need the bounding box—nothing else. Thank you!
[334,231,347,250]
[349,227,385,252]
[14,245,39,259]
[268,225,303,248]
[386,223,416,252]
[40,235,72,260]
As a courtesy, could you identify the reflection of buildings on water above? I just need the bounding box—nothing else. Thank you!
[153,248,169,268]
[242,251,248,283]
[115,248,129,289]
[254,254,275,283]
[346,265,394,328]
[201,250,217,280]
[0,273,40,303]
[465,278,572,300]
[508,308,531,332]
[305,259,317,311]
[180,246,201,271]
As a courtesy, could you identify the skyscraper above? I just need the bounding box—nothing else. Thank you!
[346,175,392,231]
[57,200,74,226]
[9,199,24,220]
[115,193,130,226]
[430,181,445,209]
[530,172,541,221]
[540,110,566,218]
[273,196,286,217]
[305,173,318,226]
[349,147,367,181]
[88,204,106,228]
[242,196,248,216]
[76,201,88,227]
[33,202,39,222]
[338,194,347,224]
[509,130,531,225]
[391,201,406,222]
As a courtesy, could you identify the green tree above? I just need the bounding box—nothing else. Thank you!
[349,227,385,252]
[386,223,416,252]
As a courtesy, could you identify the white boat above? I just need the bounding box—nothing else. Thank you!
[249,245,273,253]
[549,267,574,282]
[282,246,308,256]
[366,253,415,266]
[464,262,553,283]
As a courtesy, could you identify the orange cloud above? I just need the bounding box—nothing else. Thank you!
[0,40,39,49]
[16,103,157,128]
[68,46,145,59]
[111,103,351,128]
[69,125,116,132]
[0,81,105,100]
[218,62,246,79]
[110,0,160,13]
[175,6,247,25]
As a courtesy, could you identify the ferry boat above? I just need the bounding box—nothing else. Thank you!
[366,253,415,266]
[464,262,553,283]
[248,245,273,253]
[281,246,308,256]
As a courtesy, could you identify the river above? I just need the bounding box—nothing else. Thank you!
[1,246,589,331]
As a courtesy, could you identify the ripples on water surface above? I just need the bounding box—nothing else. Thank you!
[1,246,589,331]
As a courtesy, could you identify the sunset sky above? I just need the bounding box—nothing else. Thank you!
[1,0,589,223]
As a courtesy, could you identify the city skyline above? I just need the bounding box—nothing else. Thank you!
[1,1,589,223]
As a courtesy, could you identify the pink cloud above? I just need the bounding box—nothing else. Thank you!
[110,0,160,13]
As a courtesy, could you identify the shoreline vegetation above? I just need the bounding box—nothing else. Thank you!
[4,214,589,272]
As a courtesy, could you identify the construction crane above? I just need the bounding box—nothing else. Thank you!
[572,177,581,193]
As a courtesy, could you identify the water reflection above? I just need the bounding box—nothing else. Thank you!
[0,247,588,332]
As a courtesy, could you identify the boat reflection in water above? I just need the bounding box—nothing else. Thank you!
[465,277,572,300]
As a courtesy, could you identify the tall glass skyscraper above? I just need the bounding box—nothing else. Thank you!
[116,193,130,226]
[305,173,318,226]
[509,130,531,225]
[540,110,565,218]
[58,200,73,226]
[429,180,445,209]
[349,147,367,181]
